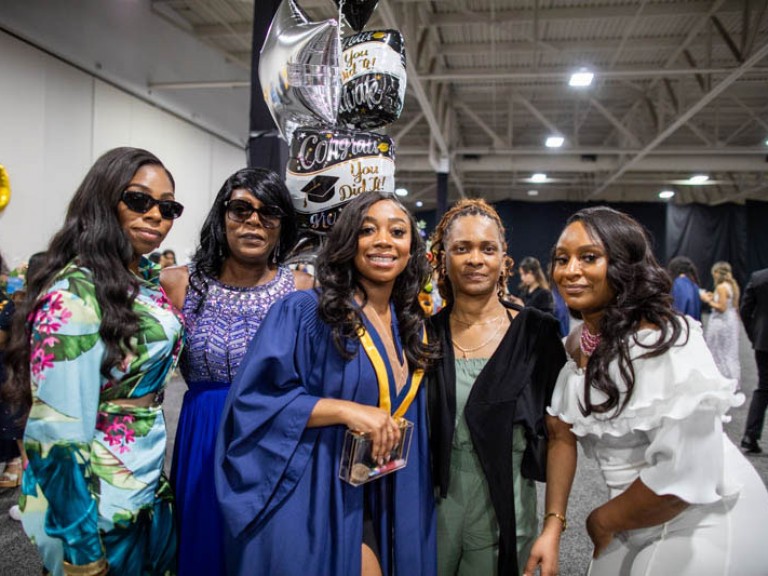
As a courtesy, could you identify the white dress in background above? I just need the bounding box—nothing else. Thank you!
[705,283,741,385]
[549,320,768,576]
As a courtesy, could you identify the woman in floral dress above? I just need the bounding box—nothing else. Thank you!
[4,147,185,576]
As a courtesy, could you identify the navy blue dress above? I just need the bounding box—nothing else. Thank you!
[215,290,436,576]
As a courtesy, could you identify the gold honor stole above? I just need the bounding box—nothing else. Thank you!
[358,328,427,419]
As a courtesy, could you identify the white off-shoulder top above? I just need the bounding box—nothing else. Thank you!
[548,318,744,504]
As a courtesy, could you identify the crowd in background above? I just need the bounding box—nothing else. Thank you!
[0,147,767,576]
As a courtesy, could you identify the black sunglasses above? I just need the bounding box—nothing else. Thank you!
[224,199,284,228]
[121,190,184,220]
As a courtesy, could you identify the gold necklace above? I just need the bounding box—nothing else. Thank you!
[451,315,505,359]
[452,314,504,326]
[363,305,409,394]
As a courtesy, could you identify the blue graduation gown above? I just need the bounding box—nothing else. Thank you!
[214,290,436,576]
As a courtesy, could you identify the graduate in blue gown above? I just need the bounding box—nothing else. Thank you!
[215,191,438,576]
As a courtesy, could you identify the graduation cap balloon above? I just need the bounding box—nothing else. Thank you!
[259,0,341,141]
[334,0,379,33]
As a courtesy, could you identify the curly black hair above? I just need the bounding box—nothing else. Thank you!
[316,191,436,369]
[4,147,175,411]
[188,168,298,312]
[555,206,688,417]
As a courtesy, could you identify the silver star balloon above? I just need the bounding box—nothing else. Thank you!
[259,0,341,142]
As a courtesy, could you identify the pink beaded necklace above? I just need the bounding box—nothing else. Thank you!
[579,324,602,357]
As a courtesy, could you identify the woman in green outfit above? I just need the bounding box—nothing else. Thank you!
[427,199,566,576]
[4,147,184,576]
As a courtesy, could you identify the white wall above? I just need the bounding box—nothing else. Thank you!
[0,31,246,268]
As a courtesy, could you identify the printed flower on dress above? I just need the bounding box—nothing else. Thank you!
[97,413,137,454]
[29,293,73,379]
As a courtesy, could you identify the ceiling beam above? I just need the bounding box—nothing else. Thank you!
[395,153,768,173]
[419,66,768,82]
[711,179,768,204]
[397,146,768,156]
[456,101,506,148]
[587,40,768,199]
[377,0,449,160]
[426,1,742,26]
[602,0,728,144]
[514,95,563,135]
[711,14,744,62]
[587,97,642,147]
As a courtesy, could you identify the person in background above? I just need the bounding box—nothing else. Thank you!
[160,249,177,268]
[701,261,741,386]
[4,147,184,576]
[148,251,162,265]
[216,191,437,576]
[525,207,768,576]
[550,286,570,339]
[740,267,768,454]
[427,199,565,576]
[668,256,702,322]
[518,257,554,314]
[161,167,312,576]
[2,251,47,522]
[0,251,19,491]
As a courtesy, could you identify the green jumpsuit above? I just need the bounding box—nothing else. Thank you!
[436,358,537,576]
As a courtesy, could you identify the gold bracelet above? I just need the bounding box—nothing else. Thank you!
[62,558,109,576]
[544,512,567,532]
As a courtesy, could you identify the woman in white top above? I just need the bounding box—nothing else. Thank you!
[701,261,741,386]
[524,207,768,576]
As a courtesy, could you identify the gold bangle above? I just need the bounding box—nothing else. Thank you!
[544,512,567,532]
[62,558,109,576]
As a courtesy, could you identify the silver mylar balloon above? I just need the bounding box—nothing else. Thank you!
[259,0,341,142]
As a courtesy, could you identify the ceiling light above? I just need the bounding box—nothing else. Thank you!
[545,135,565,148]
[764,138,768,146]
[530,173,547,183]
[395,187,408,197]
[415,200,423,208]
[569,69,594,88]
[527,190,539,197]
[688,174,709,184]
[658,190,675,200]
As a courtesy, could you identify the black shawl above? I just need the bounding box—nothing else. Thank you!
[426,302,566,576]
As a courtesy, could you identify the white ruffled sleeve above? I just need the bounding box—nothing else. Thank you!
[547,318,743,439]
[639,407,740,504]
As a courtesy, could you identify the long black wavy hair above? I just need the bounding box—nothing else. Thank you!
[555,206,687,417]
[316,191,436,369]
[4,147,175,411]
[188,168,298,312]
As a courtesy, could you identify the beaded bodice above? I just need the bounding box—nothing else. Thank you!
[180,265,296,384]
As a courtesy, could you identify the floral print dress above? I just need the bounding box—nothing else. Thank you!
[20,258,183,576]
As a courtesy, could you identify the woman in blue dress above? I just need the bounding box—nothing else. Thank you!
[4,147,184,576]
[215,191,438,576]
[161,167,311,576]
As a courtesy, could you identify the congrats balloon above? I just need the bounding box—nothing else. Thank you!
[286,127,395,231]
[334,0,379,33]
[259,0,341,141]
[339,30,407,130]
